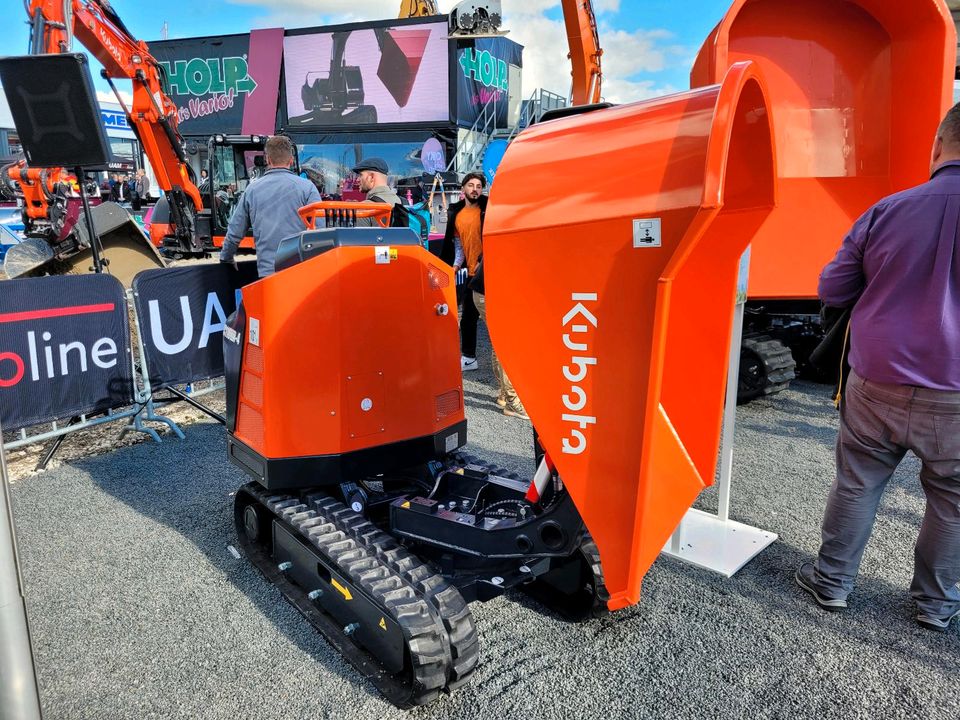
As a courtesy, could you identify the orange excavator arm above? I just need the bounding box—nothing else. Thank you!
[24,0,202,234]
[561,0,603,105]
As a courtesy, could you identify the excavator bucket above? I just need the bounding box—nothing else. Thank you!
[691,0,956,300]
[484,61,777,610]
[3,201,165,287]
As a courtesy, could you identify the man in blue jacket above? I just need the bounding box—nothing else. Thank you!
[796,104,960,632]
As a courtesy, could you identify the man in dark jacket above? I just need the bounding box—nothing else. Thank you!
[440,173,528,419]
[440,173,488,373]
[796,102,960,632]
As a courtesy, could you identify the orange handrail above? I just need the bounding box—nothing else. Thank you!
[298,201,394,230]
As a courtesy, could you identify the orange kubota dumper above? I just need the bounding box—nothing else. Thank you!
[226,60,778,707]
[691,0,956,401]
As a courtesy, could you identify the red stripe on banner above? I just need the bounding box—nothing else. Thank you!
[0,303,116,324]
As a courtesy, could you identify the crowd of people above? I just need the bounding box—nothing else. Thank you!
[99,169,151,210]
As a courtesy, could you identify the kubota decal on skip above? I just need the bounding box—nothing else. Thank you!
[561,293,598,455]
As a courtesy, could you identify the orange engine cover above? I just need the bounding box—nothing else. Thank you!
[228,228,465,488]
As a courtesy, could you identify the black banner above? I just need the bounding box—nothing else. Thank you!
[455,36,523,128]
[0,275,134,431]
[133,262,259,388]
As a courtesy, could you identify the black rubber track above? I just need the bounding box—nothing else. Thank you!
[235,483,479,707]
[738,335,797,404]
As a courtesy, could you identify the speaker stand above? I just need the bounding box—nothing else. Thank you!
[74,165,104,274]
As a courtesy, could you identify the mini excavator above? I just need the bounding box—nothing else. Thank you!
[224,0,955,708]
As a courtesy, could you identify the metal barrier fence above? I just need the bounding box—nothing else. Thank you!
[1,263,254,467]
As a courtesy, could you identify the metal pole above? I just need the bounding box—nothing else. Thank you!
[0,417,44,720]
[75,166,104,274]
[717,286,748,523]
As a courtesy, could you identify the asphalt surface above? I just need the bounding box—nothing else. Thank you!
[9,330,959,720]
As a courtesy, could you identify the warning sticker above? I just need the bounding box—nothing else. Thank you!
[248,318,260,347]
[633,218,662,248]
[375,247,391,264]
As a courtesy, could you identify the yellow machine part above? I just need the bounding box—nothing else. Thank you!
[398,0,439,18]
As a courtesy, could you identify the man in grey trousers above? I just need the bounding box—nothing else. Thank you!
[795,103,960,632]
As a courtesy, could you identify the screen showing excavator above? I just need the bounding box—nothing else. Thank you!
[283,20,449,127]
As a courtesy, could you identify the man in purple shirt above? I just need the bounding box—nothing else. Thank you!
[795,104,960,632]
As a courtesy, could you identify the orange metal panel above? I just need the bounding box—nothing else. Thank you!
[484,62,777,610]
[234,243,462,459]
[692,0,955,299]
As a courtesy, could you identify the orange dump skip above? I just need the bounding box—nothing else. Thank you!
[484,62,777,610]
[692,0,955,300]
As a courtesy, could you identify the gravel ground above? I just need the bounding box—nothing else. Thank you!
[8,327,959,720]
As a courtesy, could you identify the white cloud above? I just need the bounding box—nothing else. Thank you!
[228,0,685,102]
[96,88,134,106]
[504,6,682,103]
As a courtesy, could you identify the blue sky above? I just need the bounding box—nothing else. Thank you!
[1,1,731,104]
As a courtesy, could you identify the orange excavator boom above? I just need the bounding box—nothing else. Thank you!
[561,0,603,105]
[26,0,202,216]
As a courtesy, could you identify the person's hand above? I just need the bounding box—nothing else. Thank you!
[220,257,238,270]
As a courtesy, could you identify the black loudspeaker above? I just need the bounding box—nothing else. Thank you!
[0,53,111,168]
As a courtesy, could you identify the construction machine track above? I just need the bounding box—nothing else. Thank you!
[234,483,479,706]
[522,534,610,621]
[738,334,796,404]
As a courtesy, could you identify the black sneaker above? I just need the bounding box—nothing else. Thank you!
[795,562,848,611]
[916,607,960,632]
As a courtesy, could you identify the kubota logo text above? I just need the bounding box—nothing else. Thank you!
[561,293,597,455]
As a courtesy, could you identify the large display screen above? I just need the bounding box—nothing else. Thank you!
[283,20,449,128]
[455,36,523,129]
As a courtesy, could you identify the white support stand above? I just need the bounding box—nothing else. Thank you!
[661,252,777,577]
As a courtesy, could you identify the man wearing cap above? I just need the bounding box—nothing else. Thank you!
[352,157,401,227]
[220,135,320,277]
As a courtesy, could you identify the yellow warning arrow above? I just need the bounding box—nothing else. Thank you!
[331,578,353,601]
[379,617,387,631]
